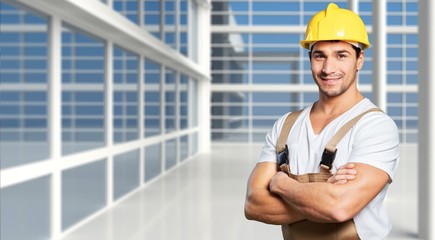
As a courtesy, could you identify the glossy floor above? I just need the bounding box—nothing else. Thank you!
[61,144,419,240]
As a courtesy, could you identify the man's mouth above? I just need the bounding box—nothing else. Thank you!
[321,77,341,85]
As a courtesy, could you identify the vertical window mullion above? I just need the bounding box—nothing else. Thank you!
[175,0,180,51]
[48,15,62,239]
[105,41,114,205]
[160,65,166,172]
[175,71,180,164]
[160,0,165,41]
[138,56,145,184]
[139,0,144,27]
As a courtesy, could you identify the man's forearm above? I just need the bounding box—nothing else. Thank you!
[269,162,369,223]
[245,187,305,225]
[245,162,306,224]
[270,172,349,223]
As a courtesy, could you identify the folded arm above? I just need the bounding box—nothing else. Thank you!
[244,162,305,225]
[244,162,360,224]
[269,162,389,223]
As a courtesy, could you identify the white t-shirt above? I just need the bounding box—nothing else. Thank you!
[258,98,400,240]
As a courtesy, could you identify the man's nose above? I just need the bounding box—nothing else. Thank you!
[322,58,337,75]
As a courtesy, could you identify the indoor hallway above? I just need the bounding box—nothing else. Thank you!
[60,144,419,240]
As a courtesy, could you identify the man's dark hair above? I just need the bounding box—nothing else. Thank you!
[351,45,362,58]
[309,41,362,59]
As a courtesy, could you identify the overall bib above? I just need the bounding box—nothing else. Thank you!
[276,108,381,240]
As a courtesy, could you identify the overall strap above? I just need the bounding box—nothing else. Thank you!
[320,107,383,170]
[276,110,303,153]
[276,107,382,173]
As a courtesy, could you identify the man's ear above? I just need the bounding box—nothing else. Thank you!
[357,51,364,69]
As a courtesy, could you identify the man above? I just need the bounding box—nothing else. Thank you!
[244,3,399,240]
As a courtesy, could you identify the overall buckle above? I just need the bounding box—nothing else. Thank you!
[278,144,289,166]
[320,148,337,170]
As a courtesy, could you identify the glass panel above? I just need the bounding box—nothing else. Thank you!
[144,59,161,137]
[113,150,139,200]
[253,131,269,143]
[165,68,176,133]
[165,0,176,48]
[252,119,276,128]
[212,59,249,72]
[113,46,139,143]
[0,2,49,169]
[212,105,248,117]
[113,0,139,24]
[180,134,189,162]
[179,74,189,129]
[165,138,177,170]
[252,73,298,84]
[252,15,299,25]
[253,92,298,103]
[212,2,251,25]
[210,0,418,144]
[180,0,188,56]
[252,2,299,12]
[302,92,318,103]
[252,60,294,71]
[190,1,198,62]
[388,106,403,117]
[1,176,50,240]
[212,73,249,84]
[211,92,249,141]
[191,79,198,127]
[144,0,161,39]
[62,26,105,155]
[406,132,418,143]
[191,132,198,156]
[62,159,106,230]
[359,2,372,26]
[253,106,291,116]
[145,143,161,182]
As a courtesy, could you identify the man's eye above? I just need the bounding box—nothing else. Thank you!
[338,54,347,58]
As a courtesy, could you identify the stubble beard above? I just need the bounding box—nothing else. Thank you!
[315,73,358,98]
[319,84,348,97]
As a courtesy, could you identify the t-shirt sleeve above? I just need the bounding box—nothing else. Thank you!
[257,113,289,163]
[350,112,400,181]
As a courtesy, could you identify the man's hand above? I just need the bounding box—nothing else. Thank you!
[264,163,389,223]
[269,171,291,194]
[327,163,357,184]
[245,162,305,224]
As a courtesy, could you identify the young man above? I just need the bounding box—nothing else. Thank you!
[244,3,399,240]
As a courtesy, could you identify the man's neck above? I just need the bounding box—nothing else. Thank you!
[309,92,365,135]
[314,92,365,116]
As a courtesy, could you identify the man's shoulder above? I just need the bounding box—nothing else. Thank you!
[352,108,399,143]
[348,99,393,122]
[277,107,311,126]
[341,99,398,139]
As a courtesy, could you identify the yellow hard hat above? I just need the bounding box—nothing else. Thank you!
[300,3,370,50]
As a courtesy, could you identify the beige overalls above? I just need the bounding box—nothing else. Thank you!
[276,108,381,240]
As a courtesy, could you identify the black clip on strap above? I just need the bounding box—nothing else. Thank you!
[278,144,289,166]
[320,148,337,170]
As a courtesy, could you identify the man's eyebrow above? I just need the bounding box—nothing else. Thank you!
[311,50,324,55]
[311,49,352,56]
[336,50,351,54]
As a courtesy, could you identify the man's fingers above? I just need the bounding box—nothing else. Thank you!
[329,174,356,181]
[327,168,357,184]
[327,163,358,184]
[337,162,356,170]
[334,179,348,185]
[336,168,357,175]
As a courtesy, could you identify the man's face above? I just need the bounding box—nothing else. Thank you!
[310,41,364,98]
